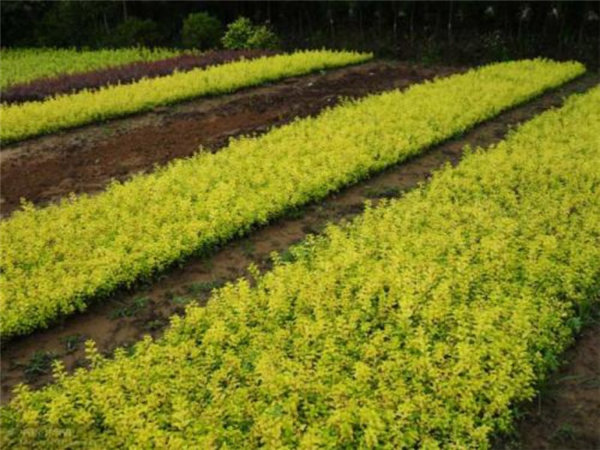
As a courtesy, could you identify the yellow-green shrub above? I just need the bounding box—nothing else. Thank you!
[2,85,598,449]
[0,59,584,339]
[0,47,182,90]
[0,50,371,143]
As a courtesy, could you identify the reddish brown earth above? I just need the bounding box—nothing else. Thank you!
[0,60,459,217]
[0,63,597,449]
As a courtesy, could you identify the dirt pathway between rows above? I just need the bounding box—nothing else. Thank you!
[511,322,600,449]
[1,70,597,449]
[0,61,459,217]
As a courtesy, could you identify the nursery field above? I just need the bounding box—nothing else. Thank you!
[0,60,460,216]
[0,47,598,449]
[0,49,371,143]
[0,58,584,338]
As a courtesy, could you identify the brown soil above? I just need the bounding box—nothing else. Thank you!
[512,323,600,450]
[0,60,459,217]
[0,66,597,449]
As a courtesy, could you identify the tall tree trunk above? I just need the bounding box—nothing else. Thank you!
[393,2,398,46]
[447,0,454,43]
[410,1,415,43]
[359,6,364,41]
[327,8,335,42]
[558,3,567,55]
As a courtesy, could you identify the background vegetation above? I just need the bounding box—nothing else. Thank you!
[1,1,598,68]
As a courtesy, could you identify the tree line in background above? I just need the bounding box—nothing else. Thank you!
[2,1,599,67]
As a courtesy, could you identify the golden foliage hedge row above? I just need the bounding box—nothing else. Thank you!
[0,47,182,90]
[0,59,584,339]
[0,50,371,143]
[2,85,599,449]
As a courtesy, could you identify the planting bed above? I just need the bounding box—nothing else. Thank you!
[0,61,457,216]
[1,80,597,448]
[0,55,597,448]
[1,59,582,339]
[2,75,597,449]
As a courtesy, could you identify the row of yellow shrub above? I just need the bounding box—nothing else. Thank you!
[0,47,182,90]
[0,59,584,339]
[0,50,372,143]
[2,85,598,449]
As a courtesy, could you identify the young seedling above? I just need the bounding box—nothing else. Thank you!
[171,296,192,306]
[364,185,402,199]
[241,240,256,258]
[278,248,296,264]
[552,423,576,442]
[145,319,166,331]
[61,334,84,354]
[24,351,57,379]
[185,280,224,297]
[108,297,151,319]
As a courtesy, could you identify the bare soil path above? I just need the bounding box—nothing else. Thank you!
[0,61,458,216]
[495,320,600,450]
[518,323,600,450]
